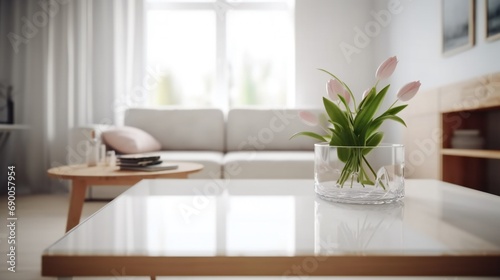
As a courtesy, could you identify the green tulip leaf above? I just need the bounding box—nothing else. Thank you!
[363,131,384,155]
[353,85,389,133]
[358,87,376,110]
[383,104,408,116]
[290,131,327,142]
[337,147,351,163]
[323,97,349,130]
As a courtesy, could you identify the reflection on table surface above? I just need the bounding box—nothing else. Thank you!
[44,179,500,257]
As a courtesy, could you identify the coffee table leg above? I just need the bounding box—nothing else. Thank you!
[65,179,87,232]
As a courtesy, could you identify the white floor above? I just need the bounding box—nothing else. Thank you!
[0,194,496,280]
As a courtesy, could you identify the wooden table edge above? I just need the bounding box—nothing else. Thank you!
[42,255,500,277]
[47,163,204,181]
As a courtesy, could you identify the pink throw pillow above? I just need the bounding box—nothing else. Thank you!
[102,126,161,154]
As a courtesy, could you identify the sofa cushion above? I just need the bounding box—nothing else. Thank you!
[223,151,314,179]
[124,108,225,152]
[101,126,161,154]
[226,109,324,151]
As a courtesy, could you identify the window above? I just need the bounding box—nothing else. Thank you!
[146,0,295,109]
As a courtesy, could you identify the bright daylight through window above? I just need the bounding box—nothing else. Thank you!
[146,0,295,109]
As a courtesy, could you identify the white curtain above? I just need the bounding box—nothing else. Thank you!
[0,0,144,193]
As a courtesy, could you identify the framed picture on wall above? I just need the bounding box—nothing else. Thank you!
[442,0,475,56]
[486,0,500,41]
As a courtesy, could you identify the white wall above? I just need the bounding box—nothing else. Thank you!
[295,0,438,143]
[375,0,500,91]
[295,0,377,108]
[373,0,500,143]
[296,0,500,143]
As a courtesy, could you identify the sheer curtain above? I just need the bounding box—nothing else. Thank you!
[1,0,144,193]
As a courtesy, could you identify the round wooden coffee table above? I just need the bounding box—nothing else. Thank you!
[48,162,203,232]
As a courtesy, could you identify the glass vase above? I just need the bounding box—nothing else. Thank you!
[314,143,404,204]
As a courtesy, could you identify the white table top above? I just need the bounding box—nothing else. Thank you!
[42,179,500,277]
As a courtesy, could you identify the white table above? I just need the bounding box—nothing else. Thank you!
[42,179,500,279]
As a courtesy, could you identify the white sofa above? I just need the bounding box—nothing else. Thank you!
[69,108,322,197]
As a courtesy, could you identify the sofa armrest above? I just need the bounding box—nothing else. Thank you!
[67,124,112,165]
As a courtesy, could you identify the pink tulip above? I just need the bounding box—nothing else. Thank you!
[397,81,421,102]
[376,56,398,81]
[326,79,344,101]
[326,79,350,105]
[299,111,319,126]
[342,89,351,105]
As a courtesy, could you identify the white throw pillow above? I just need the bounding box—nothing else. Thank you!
[102,126,161,154]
